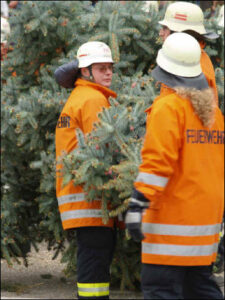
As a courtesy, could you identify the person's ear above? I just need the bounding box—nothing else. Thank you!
[80,67,90,77]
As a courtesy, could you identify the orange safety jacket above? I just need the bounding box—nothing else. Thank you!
[135,87,224,266]
[55,78,117,230]
[160,41,219,105]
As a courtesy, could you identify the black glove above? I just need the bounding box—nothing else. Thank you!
[125,189,150,242]
[54,59,79,89]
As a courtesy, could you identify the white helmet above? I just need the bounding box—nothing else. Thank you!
[1,17,10,44]
[77,41,114,68]
[159,2,208,35]
[156,32,202,77]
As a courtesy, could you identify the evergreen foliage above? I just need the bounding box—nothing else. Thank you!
[1,0,224,290]
[204,6,224,69]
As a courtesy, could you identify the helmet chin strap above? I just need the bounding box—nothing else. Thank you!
[82,65,94,82]
[88,65,94,80]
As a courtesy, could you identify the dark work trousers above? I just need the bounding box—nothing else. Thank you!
[76,227,116,299]
[141,263,223,299]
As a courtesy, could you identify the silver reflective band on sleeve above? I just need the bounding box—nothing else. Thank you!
[135,172,169,187]
[125,212,142,224]
[57,193,86,205]
[142,242,219,256]
[61,209,102,221]
[130,198,149,208]
[142,223,221,237]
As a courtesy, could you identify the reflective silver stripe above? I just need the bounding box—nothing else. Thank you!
[78,287,109,293]
[142,223,221,236]
[130,198,149,208]
[125,212,142,224]
[77,282,109,297]
[57,193,86,205]
[142,242,218,256]
[61,209,102,221]
[135,172,169,187]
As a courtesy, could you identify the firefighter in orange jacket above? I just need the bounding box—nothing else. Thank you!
[158,1,219,106]
[125,32,224,299]
[55,41,117,299]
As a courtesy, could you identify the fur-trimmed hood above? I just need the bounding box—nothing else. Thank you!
[175,87,216,128]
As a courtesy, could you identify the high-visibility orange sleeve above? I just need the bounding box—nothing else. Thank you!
[135,96,183,203]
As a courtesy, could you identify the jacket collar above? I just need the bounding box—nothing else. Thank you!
[152,66,209,91]
[145,86,175,113]
[159,83,175,97]
[75,78,117,99]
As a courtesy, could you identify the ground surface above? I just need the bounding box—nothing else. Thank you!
[1,242,224,299]
[1,242,143,299]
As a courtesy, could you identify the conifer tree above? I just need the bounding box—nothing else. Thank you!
[1,0,86,264]
[1,0,224,290]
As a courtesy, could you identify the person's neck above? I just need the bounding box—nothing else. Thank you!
[81,75,94,82]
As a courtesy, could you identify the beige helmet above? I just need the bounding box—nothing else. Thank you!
[159,2,211,36]
[156,32,202,77]
[77,41,114,68]
[1,17,10,44]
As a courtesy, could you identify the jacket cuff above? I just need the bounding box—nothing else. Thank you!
[132,188,149,203]
[129,188,150,209]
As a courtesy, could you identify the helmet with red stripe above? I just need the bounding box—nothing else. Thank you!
[77,41,114,68]
[158,2,217,39]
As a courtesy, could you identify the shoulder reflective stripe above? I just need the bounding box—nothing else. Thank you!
[77,282,109,297]
[135,172,168,187]
[142,242,218,257]
[57,193,86,205]
[142,223,221,236]
[61,209,102,221]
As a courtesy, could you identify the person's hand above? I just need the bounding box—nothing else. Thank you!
[125,189,150,242]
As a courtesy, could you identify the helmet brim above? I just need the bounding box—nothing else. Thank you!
[158,20,207,35]
[202,31,219,40]
[156,49,202,78]
[159,20,219,40]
